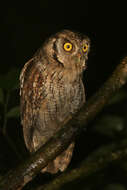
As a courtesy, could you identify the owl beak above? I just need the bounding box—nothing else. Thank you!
[76,53,87,70]
[78,53,88,70]
[77,53,81,58]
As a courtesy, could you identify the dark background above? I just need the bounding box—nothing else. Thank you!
[1,1,127,95]
[1,1,127,190]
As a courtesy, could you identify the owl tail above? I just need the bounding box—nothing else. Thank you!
[41,142,75,174]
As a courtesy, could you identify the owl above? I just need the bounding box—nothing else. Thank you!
[20,30,90,174]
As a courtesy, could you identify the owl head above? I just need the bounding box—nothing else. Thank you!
[42,30,90,73]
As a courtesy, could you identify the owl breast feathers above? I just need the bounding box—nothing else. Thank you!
[20,30,90,173]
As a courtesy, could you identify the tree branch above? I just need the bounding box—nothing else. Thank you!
[37,138,127,190]
[0,57,127,190]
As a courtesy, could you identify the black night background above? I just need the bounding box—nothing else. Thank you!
[0,1,127,190]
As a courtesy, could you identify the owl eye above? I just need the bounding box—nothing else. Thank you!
[82,43,88,53]
[63,42,73,51]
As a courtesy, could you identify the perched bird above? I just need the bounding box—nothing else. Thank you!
[20,30,90,173]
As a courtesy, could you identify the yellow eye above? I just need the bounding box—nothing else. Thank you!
[82,43,88,53]
[63,42,73,51]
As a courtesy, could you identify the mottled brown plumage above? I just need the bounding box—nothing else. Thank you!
[20,30,90,173]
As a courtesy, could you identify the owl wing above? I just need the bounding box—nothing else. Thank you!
[20,57,48,151]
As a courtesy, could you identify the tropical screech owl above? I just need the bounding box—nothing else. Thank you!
[20,30,90,174]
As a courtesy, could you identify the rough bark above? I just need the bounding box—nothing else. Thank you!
[37,138,127,190]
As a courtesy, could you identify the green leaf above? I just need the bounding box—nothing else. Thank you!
[6,106,20,118]
[0,88,4,104]
[0,68,20,90]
